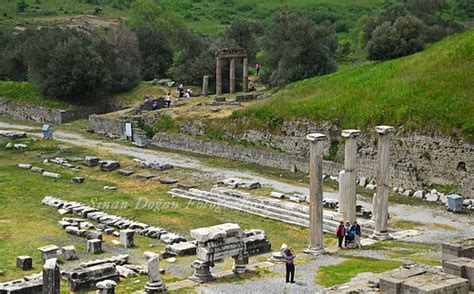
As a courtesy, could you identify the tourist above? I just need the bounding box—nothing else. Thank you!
[185,88,192,98]
[151,101,158,111]
[284,248,295,283]
[177,83,184,98]
[336,220,345,249]
[165,92,172,108]
[344,221,351,248]
[351,221,362,249]
[256,63,260,77]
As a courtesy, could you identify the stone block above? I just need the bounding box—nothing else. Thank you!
[100,160,120,172]
[119,229,134,248]
[165,241,197,256]
[43,258,60,294]
[0,273,42,293]
[62,246,77,261]
[117,169,135,176]
[71,176,85,184]
[64,263,119,292]
[270,192,285,199]
[16,256,32,270]
[443,257,474,291]
[358,177,367,187]
[96,279,117,294]
[159,178,178,184]
[426,193,439,202]
[42,171,62,179]
[413,190,425,199]
[116,265,136,278]
[87,239,102,254]
[135,172,156,180]
[38,245,59,263]
[84,230,103,240]
[31,166,45,174]
[18,163,32,169]
[442,239,474,261]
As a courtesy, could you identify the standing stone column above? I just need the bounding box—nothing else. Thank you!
[337,170,345,218]
[341,129,361,223]
[372,125,394,240]
[43,258,60,294]
[216,58,222,95]
[202,75,209,97]
[242,57,249,92]
[229,58,236,93]
[304,133,327,255]
[145,255,166,293]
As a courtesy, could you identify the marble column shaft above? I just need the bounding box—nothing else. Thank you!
[202,75,209,96]
[216,58,222,95]
[306,133,326,254]
[341,130,361,223]
[373,125,394,239]
[43,258,60,294]
[243,57,249,92]
[229,58,236,93]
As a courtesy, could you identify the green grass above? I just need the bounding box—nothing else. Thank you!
[233,30,474,141]
[0,136,314,284]
[316,256,403,287]
[0,81,75,109]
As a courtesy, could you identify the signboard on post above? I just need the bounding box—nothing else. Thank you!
[125,123,132,140]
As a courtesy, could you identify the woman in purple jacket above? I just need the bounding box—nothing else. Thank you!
[284,248,295,283]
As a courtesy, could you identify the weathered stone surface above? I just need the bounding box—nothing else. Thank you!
[84,230,103,240]
[165,241,197,256]
[243,229,272,256]
[358,177,367,187]
[14,143,28,150]
[403,190,413,197]
[270,192,285,199]
[442,238,474,261]
[87,239,102,254]
[5,142,13,149]
[116,265,136,278]
[64,263,119,292]
[62,246,77,261]
[119,230,134,248]
[443,257,474,291]
[145,255,166,292]
[96,279,117,294]
[380,265,469,293]
[42,171,62,179]
[16,255,33,270]
[151,163,174,171]
[177,182,197,189]
[38,245,59,263]
[366,183,376,190]
[31,166,45,174]
[18,163,32,169]
[0,273,42,293]
[0,130,27,139]
[43,258,60,294]
[413,190,425,199]
[160,232,186,245]
[159,178,178,184]
[238,181,261,190]
[100,160,120,172]
[71,176,85,184]
[426,193,439,202]
[83,156,100,167]
[191,223,241,242]
[117,169,135,176]
[135,172,156,180]
[79,254,129,268]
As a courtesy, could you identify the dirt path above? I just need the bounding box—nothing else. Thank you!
[1,120,472,244]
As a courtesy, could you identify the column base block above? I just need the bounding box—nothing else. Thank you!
[145,281,166,293]
[304,247,325,255]
[371,232,392,241]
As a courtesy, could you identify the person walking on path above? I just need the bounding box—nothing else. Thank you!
[165,92,172,108]
[351,221,362,249]
[344,221,351,248]
[284,248,295,283]
[256,63,260,77]
[336,220,345,249]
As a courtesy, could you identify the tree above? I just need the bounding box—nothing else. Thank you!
[134,25,173,80]
[0,31,28,81]
[100,26,141,92]
[222,19,263,64]
[367,15,426,61]
[17,0,27,13]
[261,8,338,88]
[24,27,109,102]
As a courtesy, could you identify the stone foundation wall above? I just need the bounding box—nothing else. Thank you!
[89,115,128,137]
[89,114,473,198]
[0,97,118,124]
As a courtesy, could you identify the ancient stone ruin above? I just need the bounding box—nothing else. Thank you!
[215,48,249,95]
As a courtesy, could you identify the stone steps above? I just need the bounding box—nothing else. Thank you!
[168,188,374,235]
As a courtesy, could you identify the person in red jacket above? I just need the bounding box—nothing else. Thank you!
[336,220,345,248]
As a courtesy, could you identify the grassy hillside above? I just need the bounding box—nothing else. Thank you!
[0,0,388,34]
[233,30,474,141]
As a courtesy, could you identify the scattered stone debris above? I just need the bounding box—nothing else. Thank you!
[165,241,197,257]
[42,171,62,179]
[38,244,59,263]
[62,246,77,261]
[144,253,167,292]
[120,229,135,248]
[0,272,42,293]
[18,163,32,169]
[117,168,136,176]
[100,160,120,172]
[0,130,27,139]
[5,142,13,149]
[42,196,187,245]
[442,238,474,261]
[220,178,261,190]
[160,178,178,185]
[16,256,33,270]
[135,172,156,180]
[31,166,45,174]
[63,263,120,292]
[103,186,117,190]
[242,229,272,256]
[96,279,117,294]
[83,156,100,167]
[71,176,85,184]
[177,182,197,189]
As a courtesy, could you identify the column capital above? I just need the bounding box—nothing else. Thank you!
[341,129,361,138]
[306,133,327,142]
[375,125,394,135]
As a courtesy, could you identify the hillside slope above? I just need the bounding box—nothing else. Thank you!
[234,30,474,140]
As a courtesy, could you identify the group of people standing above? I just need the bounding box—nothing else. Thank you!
[336,220,362,249]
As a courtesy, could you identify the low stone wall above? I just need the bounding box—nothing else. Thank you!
[0,97,117,124]
[89,114,473,198]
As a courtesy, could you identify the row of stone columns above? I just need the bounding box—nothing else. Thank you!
[215,57,249,95]
[306,126,394,254]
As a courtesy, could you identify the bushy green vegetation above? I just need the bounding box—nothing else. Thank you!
[232,30,474,140]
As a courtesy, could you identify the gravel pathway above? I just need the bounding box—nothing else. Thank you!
[195,255,343,294]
